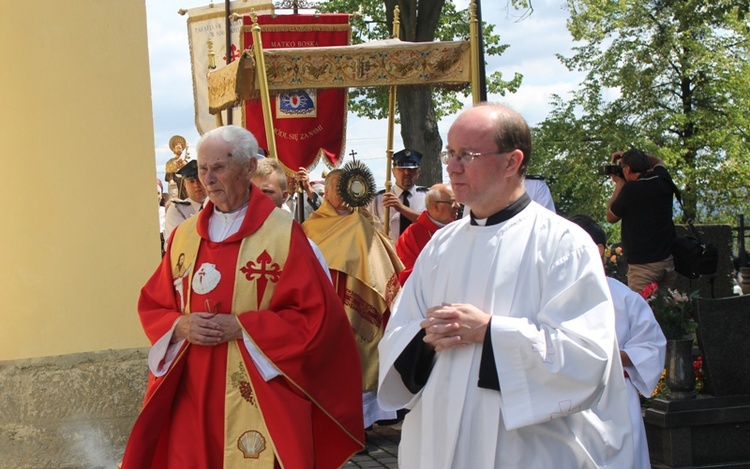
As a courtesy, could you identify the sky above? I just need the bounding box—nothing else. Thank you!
[145,0,585,187]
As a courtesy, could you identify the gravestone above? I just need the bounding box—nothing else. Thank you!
[645,294,750,467]
[693,295,750,396]
[646,396,750,468]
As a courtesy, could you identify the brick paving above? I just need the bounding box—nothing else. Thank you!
[344,422,401,468]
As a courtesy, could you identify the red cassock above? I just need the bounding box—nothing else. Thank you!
[122,191,364,468]
[395,211,441,285]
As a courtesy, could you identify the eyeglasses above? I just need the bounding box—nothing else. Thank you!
[435,199,459,206]
[439,148,515,165]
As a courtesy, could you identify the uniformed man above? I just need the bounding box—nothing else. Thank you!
[163,159,206,239]
[370,148,428,243]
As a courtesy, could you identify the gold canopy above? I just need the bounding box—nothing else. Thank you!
[207,38,471,114]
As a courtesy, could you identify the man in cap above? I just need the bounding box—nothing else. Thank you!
[163,159,207,240]
[369,148,428,243]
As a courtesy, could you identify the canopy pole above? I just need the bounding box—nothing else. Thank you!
[250,13,278,159]
[469,0,481,105]
[383,5,401,237]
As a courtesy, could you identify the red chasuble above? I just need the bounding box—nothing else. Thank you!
[122,190,364,468]
[395,211,441,285]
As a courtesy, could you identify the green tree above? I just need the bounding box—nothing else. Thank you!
[316,0,522,185]
[533,0,750,225]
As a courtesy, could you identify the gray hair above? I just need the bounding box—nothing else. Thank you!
[425,188,441,208]
[425,183,450,208]
[196,125,259,163]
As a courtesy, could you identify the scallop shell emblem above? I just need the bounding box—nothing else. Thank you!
[192,263,221,295]
[237,430,266,459]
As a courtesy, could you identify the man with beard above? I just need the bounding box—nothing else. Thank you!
[369,148,428,244]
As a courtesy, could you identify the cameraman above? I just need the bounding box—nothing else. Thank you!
[606,148,677,293]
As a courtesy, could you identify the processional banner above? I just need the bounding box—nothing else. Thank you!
[241,14,351,172]
[184,1,273,135]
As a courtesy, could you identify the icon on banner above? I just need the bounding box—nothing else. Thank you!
[277,89,317,118]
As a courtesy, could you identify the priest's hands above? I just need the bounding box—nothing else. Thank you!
[421,303,490,352]
[173,313,243,346]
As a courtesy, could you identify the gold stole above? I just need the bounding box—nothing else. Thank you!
[170,208,292,468]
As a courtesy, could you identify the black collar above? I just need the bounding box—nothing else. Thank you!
[470,193,531,226]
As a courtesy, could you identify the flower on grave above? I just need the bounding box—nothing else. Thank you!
[693,355,705,394]
[652,369,668,399]
[640,282,697,340]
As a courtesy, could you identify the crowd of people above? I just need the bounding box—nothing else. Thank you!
[131,102,674,468]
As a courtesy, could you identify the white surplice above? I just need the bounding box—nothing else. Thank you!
[609,277,666,468]
[379,201,634,468]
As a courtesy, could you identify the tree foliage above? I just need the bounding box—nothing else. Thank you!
[532,0,750,227]
[315,0,522,185]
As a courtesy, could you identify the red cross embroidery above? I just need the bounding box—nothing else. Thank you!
[240,250,282,307]
[223,44,241,62]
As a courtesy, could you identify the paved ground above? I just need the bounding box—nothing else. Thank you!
[344,422,401,468]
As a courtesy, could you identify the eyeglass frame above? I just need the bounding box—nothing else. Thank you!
[439,148,517,165]
[434,199,459,206]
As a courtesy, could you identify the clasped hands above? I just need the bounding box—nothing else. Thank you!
[173,313,242,346]
[421,303,490,352]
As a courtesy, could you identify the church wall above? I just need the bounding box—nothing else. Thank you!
[0,0,156,360]
[0,2,157,464]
